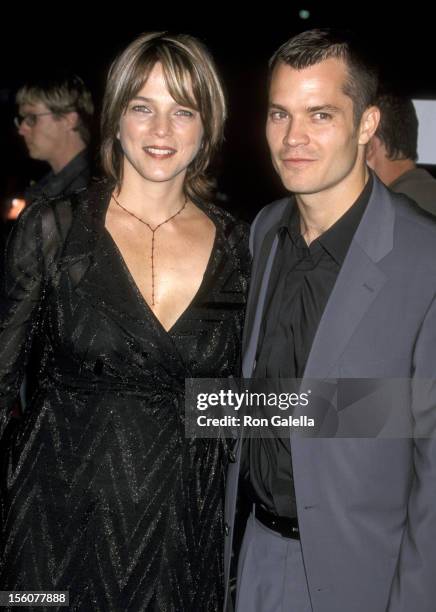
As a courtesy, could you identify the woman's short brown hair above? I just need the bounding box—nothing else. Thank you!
[101,32,226,202]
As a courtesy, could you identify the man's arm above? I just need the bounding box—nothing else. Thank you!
[387,292,436,612]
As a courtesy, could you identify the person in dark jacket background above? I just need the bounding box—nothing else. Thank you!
[14,73,94,204]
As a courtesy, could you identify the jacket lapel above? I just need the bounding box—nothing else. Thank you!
[303,176,394,379]
[302,244,387,379]
[242,225,281,377]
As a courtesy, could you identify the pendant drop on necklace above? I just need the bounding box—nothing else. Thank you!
[150,229,157,306]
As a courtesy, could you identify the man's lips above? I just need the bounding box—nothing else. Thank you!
[281,157,316,163]
[143,146,177,159]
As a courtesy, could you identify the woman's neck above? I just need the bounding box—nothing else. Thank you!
[115,169,188,224]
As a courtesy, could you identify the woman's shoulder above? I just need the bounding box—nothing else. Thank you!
[21,184,85,226]
[11,179,110,263]
[26,179,110,229]
[11,193,75,249]
[201,200,250,242]
[201,201,251,278]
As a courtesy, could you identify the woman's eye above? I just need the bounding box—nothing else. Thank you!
[131,105,151,113]
[176,109,194,117]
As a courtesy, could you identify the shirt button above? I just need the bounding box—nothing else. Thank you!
[224,522,230,536]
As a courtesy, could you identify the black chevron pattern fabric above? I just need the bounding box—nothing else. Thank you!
[0,182,250,611]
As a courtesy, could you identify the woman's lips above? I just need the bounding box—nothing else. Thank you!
[143,146,177,159]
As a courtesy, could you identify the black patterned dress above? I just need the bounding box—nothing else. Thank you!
[0,182,250,611]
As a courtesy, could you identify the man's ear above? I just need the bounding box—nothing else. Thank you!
[64,111,80,131]
[358,106,380,146]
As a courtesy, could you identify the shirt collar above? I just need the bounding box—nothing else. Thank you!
[42,149,89,197]
[278,174,373,265]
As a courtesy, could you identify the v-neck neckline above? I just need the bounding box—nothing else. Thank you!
[100,192,219,335]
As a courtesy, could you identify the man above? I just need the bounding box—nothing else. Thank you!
[15,73,94,204]
[224,29,436,612]
[14,74,94,409]
[367,93,436,215]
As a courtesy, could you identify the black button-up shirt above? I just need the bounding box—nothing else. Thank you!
[242,176,373,518]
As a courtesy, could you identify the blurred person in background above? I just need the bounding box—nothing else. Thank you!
[14,73,94,204]
[366,92,436,215]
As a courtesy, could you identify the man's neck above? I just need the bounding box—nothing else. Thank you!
[49,142,86,175]
[295,165,369,244]
[385,159,416,187]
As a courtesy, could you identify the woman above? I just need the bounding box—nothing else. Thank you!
[0,33,249,610]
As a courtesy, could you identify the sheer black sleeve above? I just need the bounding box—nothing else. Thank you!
[0,198,73,422]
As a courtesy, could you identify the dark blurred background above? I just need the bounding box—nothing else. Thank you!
[1,6,435,221]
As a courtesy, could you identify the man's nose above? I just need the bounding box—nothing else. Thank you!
[283,118,310,147]
[18,120,30,137]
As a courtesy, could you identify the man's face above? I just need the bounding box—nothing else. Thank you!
[266,58,367,196]
[17,101,65,164]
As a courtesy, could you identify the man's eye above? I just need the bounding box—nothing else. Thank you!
[313,112,331,121]
[270,111,287,121]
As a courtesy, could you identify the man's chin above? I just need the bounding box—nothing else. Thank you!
[27,149,42,161]
[279,177,317,195]
[275,166,318,194]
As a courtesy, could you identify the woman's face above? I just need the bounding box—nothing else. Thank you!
[118,62,204,189]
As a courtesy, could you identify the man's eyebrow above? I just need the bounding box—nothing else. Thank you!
[307,104,341,113]
[268,103,342,113]
[268,103,288,111]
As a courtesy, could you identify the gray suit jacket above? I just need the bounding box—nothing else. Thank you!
[224,175,436,612]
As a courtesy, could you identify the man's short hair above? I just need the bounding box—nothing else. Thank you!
[269,29,378,125]
[374,94,418,161]
[16,74,94,145]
